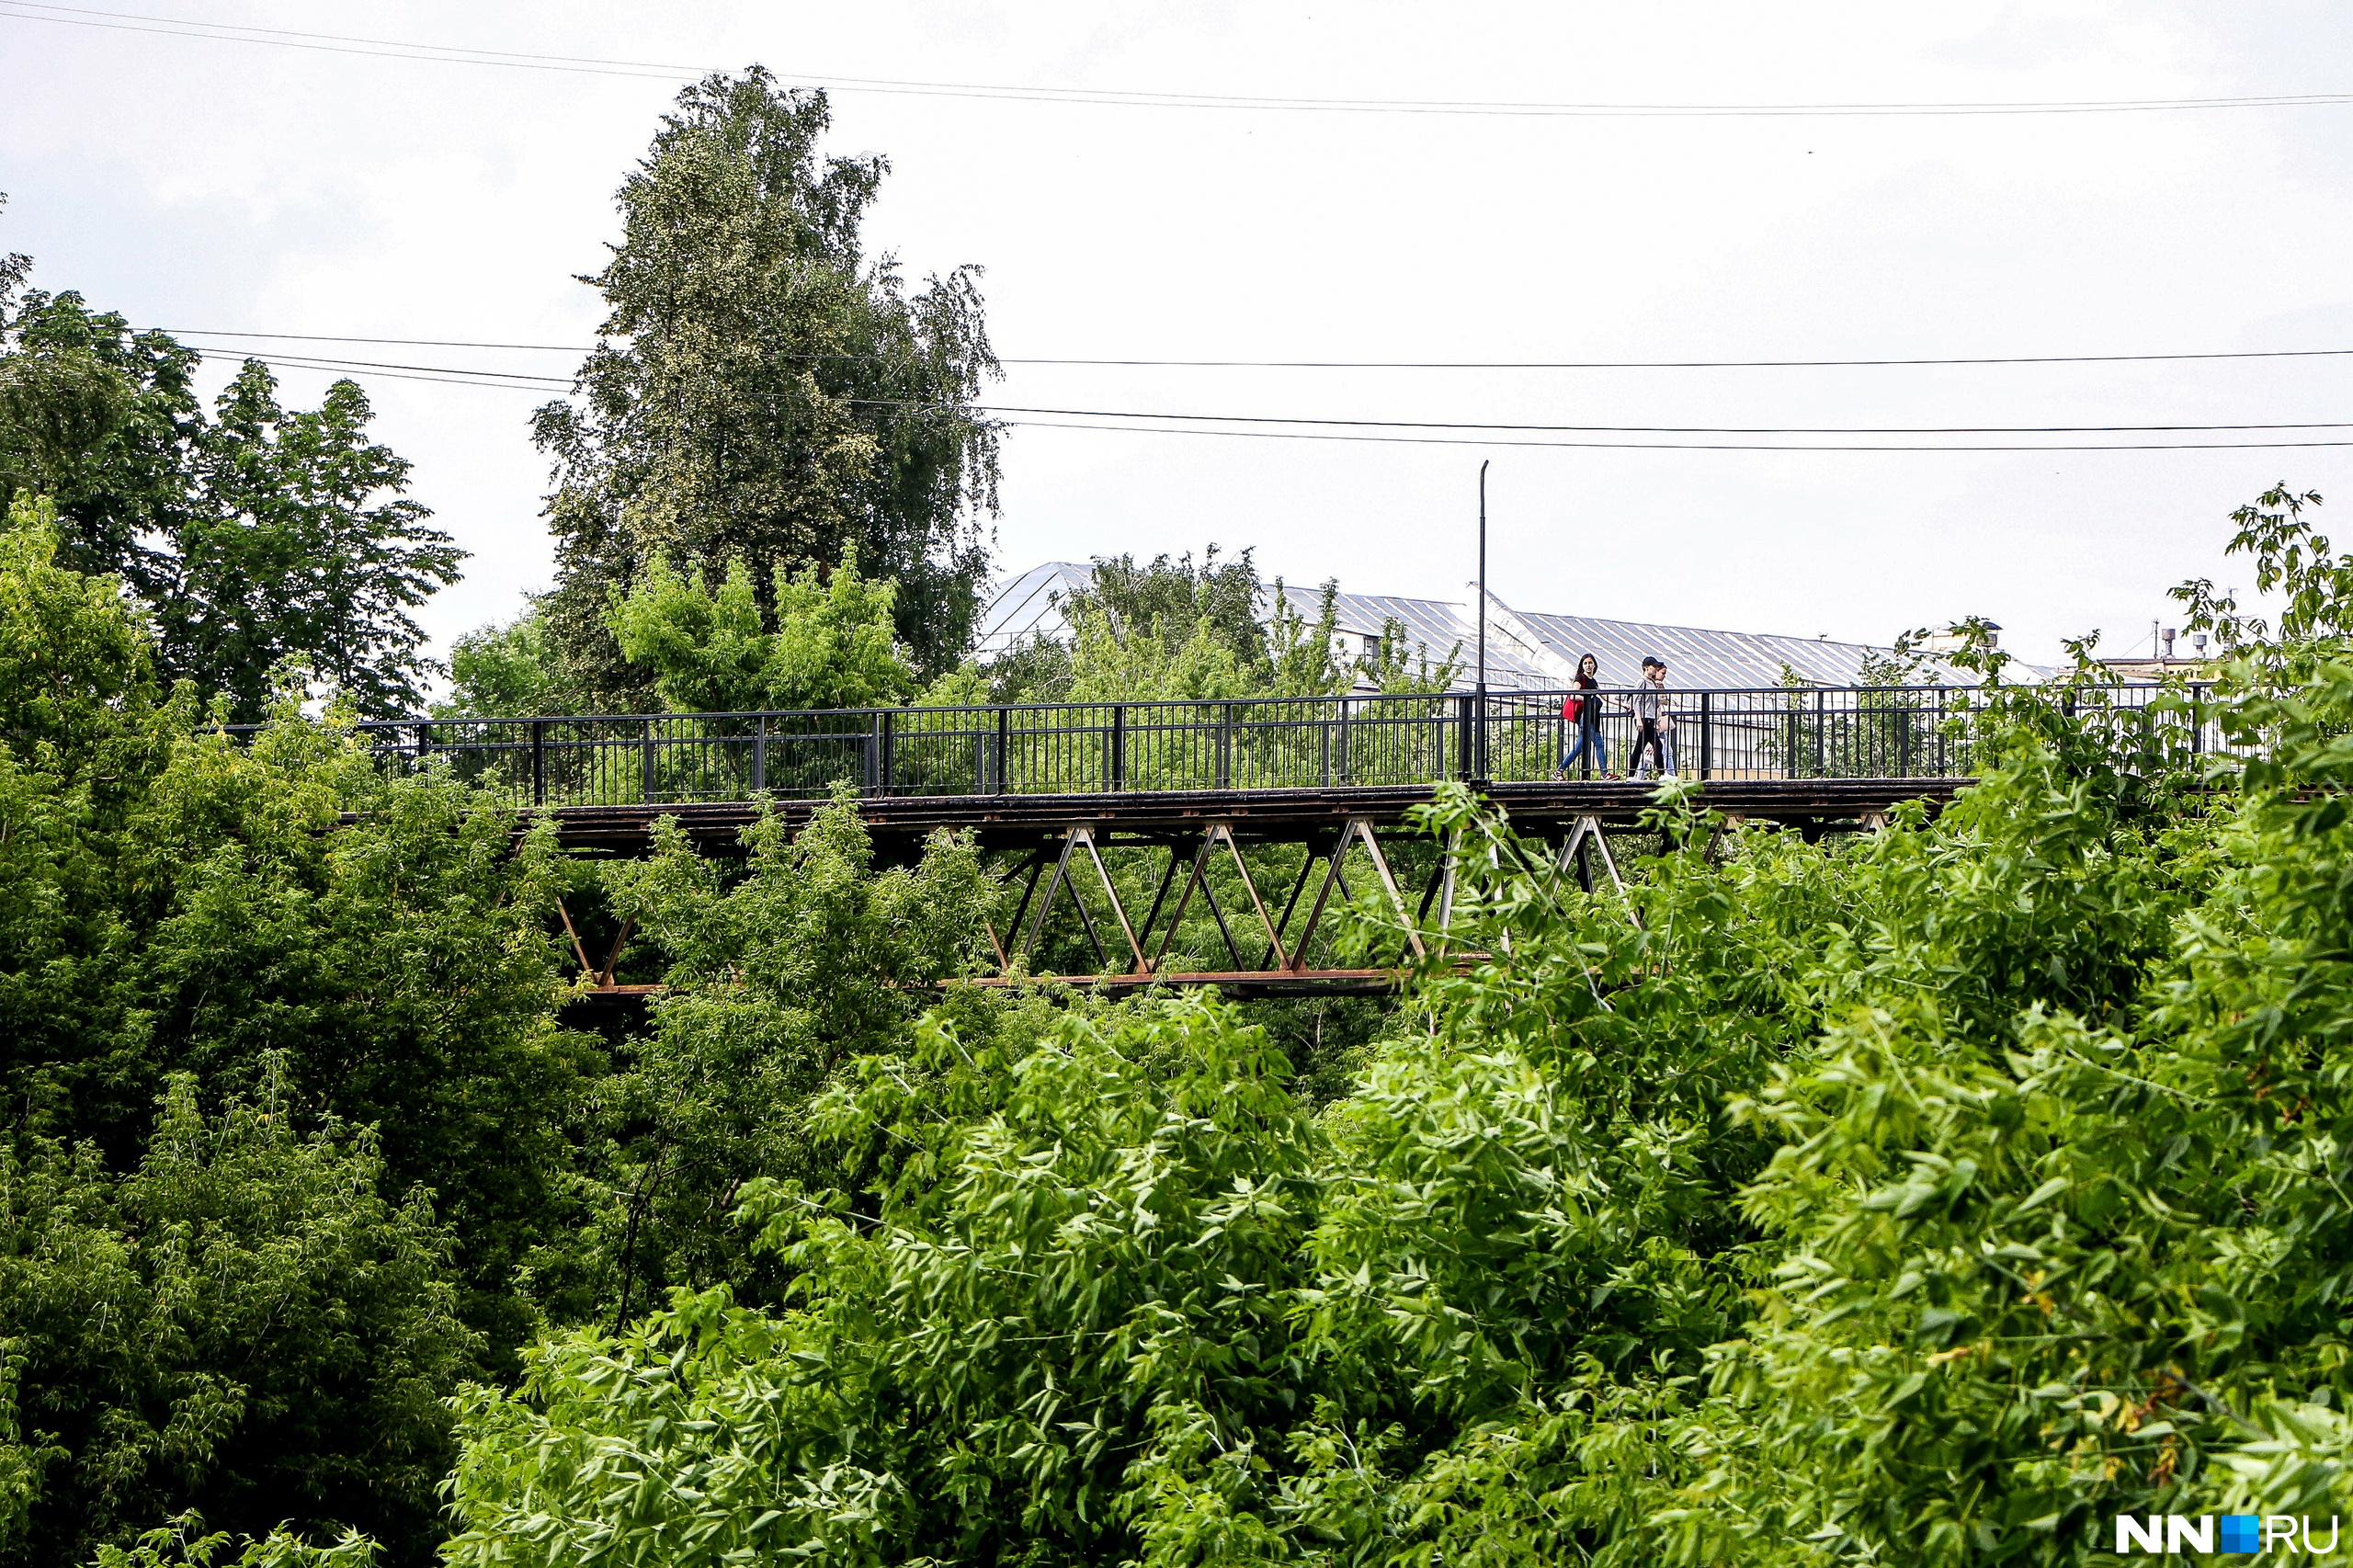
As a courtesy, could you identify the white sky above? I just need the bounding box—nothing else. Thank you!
[5,1,2352,675]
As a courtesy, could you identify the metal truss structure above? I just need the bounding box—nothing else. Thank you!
[547,778,1941,1000]
[974,816,1440,994]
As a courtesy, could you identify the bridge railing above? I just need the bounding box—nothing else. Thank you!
[238,683,2221,809]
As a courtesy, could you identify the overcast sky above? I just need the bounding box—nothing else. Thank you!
[6,1,2352,675]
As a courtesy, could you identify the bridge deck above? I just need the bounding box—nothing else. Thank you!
[536,776,1965,856]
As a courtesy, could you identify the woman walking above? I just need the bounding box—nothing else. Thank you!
[1555,654,1607,778]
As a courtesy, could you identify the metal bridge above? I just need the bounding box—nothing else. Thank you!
[325,682,2203,995]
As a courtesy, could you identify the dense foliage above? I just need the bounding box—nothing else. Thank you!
[0,489,565,1562]
[607,546,920,713]
[0,486,1013,1562]
[5,1073,474,1556]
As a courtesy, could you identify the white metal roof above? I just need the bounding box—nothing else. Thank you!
[974,561,1097,654]
[979,562,1984,689]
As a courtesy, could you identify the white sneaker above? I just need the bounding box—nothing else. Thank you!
[1663,770,1679,779]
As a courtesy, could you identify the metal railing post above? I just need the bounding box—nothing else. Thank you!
[1814,688,1827,778]
[1218,702,1233,789]
[864,713,881,795]
[995,706,1010,794]
[1455,694,1472,780]
[1699,691,1711,781]
[641,717,655,802]
[1110,704,1126,790]
[532,721,545,805]
[881,710,896,795]
[753,715,767,793]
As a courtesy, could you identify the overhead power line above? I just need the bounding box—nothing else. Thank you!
[871,396,2353,437]
[190,347,2353,430]
[996,416,2353,454]
[7,2,2353,119]
[204,348,573,394]
[214,349,571,386]
[211,347,2353,450]
[169,330,589,353]
[160,328,2353,372]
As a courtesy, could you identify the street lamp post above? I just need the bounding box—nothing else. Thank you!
[1476,460,1489,781]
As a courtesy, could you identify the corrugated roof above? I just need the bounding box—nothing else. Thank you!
[975,561,1096,654]
[979,562,1986,689]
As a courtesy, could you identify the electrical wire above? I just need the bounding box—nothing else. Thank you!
[202,348,2353,432]
[168,330,587,352]
[863,397,2353,437]
[214,348,572,386]
[995,416,2353,453]
[184,344,2353,449]
[6,2,2352,119]
[158,328,2353,372]
[208,349,571,393]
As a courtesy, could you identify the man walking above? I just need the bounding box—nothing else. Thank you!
[1629,656,1677,780]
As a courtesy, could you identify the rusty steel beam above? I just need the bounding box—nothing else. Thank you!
[512,778,1967,858]
[956,968,1417,998]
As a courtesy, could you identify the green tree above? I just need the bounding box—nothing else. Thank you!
[113,723,590,1360]
[0,490,595,1560]
[1,1071,475,1566]
[0,269,460,720]
[606,545,918,713]
[534,70,1000,701]
[1057,567,1348,703]
[998,549,1456,704]
[168,364,461,720]
[89,1516,378,1567]
[441,994,1312,1568]
[1074,546,1270,673]
[0,276,203,603]
[0,503,587,1348]
[0,492,158,767]
[434,608,568,720]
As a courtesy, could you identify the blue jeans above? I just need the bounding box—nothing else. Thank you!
[1559,725,1606,775]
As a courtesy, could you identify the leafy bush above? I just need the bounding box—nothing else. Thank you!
[1,1072,473,1562]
